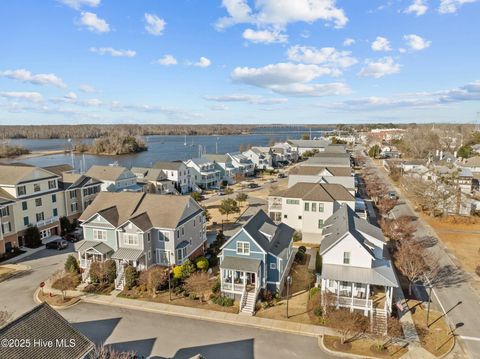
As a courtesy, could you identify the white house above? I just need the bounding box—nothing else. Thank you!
[184,158,221,189]
[229,152,255,177]
[85,165,140,192]
[318,205,399,326]
[287,139,331,156]
[288,166,355,195]
[271,142,299,163]
[131,167,177,194]
[153,161,192,194]
[268,182,355,243]
[243,147,274,170]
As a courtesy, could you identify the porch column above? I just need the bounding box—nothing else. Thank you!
[220,269,224,292]
[365,284,371,316]
[351,282,355,312]
[336,280,340,308]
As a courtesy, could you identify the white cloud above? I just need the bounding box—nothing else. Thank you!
[204,94,288,104]
[287,45,357,68]
[439,0,478,14]
[404,34,431,51]
[231,62,350,96]
[193,57,212,68]
[359,57,400,78]
[57,0,100,10]
[79,12,110,33]
[90,47,136,57]
[320,80,480,111]
[242,28,288,44]
[144,13,166,36]
[371,36,392,52]
[79,84,96,93]
[110,102,203,121]
[216,0,348,30]
[155,54,177,66]
[343,38,355,46]
[0,91,43,103]
[50,92,103,107]
[209,104,229,111]
[0,69,66,88]
[404,0,428,16]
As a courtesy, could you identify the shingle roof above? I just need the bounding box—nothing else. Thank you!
[461,156,480,167]
[288,139,331,148]
[313,151,350,158]
[301,156,351,167]
[289,166,352,177]
[0,165,58,185]
[43,164,74,176]
[153,161,184,170]
[202,153,230,163]
[274,182,354,202]
[131,167,166,181]
[85,165,131,182]
[0,303,94,359]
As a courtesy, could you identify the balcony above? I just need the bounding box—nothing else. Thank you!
[37,216,60,228]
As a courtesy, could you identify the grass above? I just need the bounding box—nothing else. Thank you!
[206,200,248,229]
[408,300,455,357]
[323,335,408,359]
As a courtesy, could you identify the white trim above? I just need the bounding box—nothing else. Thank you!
[220,228,267,254]
[222,248,264,255]
[81,213,116,228]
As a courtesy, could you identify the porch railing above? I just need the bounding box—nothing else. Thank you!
[222,282,245,292]
[338,296,373,309]
[79,258,91,269]
[37,216,60,228]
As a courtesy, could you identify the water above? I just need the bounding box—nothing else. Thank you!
[6,127,333,169]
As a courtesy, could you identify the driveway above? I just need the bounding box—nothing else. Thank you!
[61,302,334,359]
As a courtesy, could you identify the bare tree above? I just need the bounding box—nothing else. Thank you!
[184,272,211,302]
[88,344,135,359]
[328,308,369,344]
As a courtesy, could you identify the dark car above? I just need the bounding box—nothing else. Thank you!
[277,173,287,178]
[247,183,259,189]
[45,239,68,250]
[64,230,83,243]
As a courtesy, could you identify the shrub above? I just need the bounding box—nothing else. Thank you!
[181,259,195,278]
[195,256,209,271]
[104,260,117,284]
[293,231,302,242]
[146,266,168,294]
[89,262,103,284]
[309,287,320,298]
[211,278,221,293]
[294,251,305,263]
[172,266,183,279]
[315,250,322,274]
[52,273,80,293]
[124,266,138,290]
[64,255,80,274]
[298,246,307,254]
[183,272,211,301]
[314,307,323,317]
[59,216,75,235]
[212,295,234,307]
[24,225,41,248]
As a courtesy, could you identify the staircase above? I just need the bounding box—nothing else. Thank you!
[115,267,125,291]
[240,290,257,315]
[372,308,388,336]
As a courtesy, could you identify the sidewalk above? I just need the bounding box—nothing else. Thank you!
[82,293,334,338]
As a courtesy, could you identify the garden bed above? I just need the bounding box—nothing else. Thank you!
[323,335,408,359]
[38,290,81,307]
[83,283,115,295]
[0,248,26,263]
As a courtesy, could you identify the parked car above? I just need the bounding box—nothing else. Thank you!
[45,239,68,250]
[64,230,83,243]
[277,173,286,178]
[387,191,398,200]
[247,183,259,189]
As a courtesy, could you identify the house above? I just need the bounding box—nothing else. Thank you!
[268,182,355,243]
[229,152,255,177]
[85,165,140,192]
[219,210,295,314]
[185,158,221,189]
[76,192,206,288]
[287,139,331,156]
[301,154,351,168]
[153,161,192,194]
[0,303,94,359]
[287,166,355,195]
[202,154,238,184]
[271,142,299,163]
[131,167,177,194]
[458,156,480,173]
[243,147,274,170]
[318,205,399,323]
[0,163,64,254]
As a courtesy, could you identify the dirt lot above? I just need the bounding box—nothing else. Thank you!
[205,200,248,227]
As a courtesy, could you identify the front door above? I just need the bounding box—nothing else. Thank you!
[246,273,255,287]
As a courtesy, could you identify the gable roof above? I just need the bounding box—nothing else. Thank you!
[289,166,352,177]
[0,303,94,359]
[0,165,58,185]
[131,167,166,182]
[85,165,132,182]
[313,151,350,158]
[301,156,351,167]
[202,153,230,163]
[287,139,331,148]
[274,182,354,202]
[42,164,74,176]
[153,161,184,170]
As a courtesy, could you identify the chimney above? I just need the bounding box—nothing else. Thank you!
[454,151,458,158]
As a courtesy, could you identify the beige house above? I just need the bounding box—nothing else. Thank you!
[268,182,355,243]
[131,167,176,194]
[288,166,355,195]
[85,165,140,192]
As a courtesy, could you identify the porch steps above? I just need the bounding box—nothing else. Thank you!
[372,308,388,336]
[240,291,257,315]
[115,271,125,291]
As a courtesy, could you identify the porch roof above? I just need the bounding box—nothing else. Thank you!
[111,248,144,261]
[220,256,261,273]
[75,240,113,255]
[320,263,399,287]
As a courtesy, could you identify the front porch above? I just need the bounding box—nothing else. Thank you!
[75,240,114,282]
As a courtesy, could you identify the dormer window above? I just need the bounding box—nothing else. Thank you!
[17,185,26,196]
[34,183,41,192]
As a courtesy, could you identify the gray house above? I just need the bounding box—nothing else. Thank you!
[219,210,295,314]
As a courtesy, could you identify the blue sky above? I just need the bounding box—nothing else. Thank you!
[0,0,479,125]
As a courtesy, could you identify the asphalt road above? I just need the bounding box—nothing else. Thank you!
[361,150,480,359]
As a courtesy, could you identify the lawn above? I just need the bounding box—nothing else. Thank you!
[408,300,455,357]
[205,200,248,229]
[323,335,408,359]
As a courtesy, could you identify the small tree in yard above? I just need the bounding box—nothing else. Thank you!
[24,225,41,248]
[329,308,369,345]
[124,266,138,290]
[377,198,397,217]
[191,192,202,202]
[184,272,211,302]
[60,216,73,235]
[146,266,168,295]
[225,187,234,195]
[218,198,240,222]
[89,262,104,284]
[236,192,248,207]
[64,255,80,274]
[104,260,116,284]
[195,256,209,271]
[368,144,381,158]
[52,273,80,300]
[202,206,211,222]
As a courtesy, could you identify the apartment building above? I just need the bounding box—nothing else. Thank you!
[268,182,355,243]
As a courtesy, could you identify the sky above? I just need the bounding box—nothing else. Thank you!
[0,0,479,125]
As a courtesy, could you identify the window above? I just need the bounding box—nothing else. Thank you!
[181,227,184,236]
[53,208,58,217]
[48,180,56,189]
[33,183,41,192]
[36,212,44,222]
[270,262,276,270]
[93,229,107,241]
[51,194,56,203]
[304,202,310,211]
[148,250,152,260]
[23,216,29,226]
[318,219,324,229]
[311,203,317,212]
[298,215,302,220]
[146,232,151,242]
[1,222,11,234]
[17,185,26,196]
[156,250,170,265]
[318,203,324,212]
[176,230,179,238]
[286,199,300,205]
[35,198,42,207]
[176,247,188,262]
[283,214,288,219]
[22,201,28,211]
[0,207,9,217]
[343,252,351,265]
[69,191,77,199]
[70,203,78,212]
[124,233,138,245]
[341,281,349,287]
[236,241,250,255]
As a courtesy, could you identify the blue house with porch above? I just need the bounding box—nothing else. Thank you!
[219,210,295,314]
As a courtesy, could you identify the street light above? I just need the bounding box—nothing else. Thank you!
[286,275,292,319]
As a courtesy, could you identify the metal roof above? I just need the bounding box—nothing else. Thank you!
[220,256,261,273]
[111,248,144,261]
[320,263,399,287]
[74,240,113,255]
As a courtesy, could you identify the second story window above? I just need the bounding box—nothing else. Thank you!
[36,212,44,222]
[93,229,106,241]
[343,251,351,265]
[318,219,324,229]
[236,241,250,255]
[48,180,56,189]
[70,191,77,199]
[23,216,29,226]
[34,183,41,192]
[318,203,324,213]
[0,206,10,217]
[124,233,139,245]
[22,202,28,211]
[53,208,58,217]
[17,185,26,196]
[52,194,56,203]
[35,198,42,207]
[311,203,317,212]
[304,202,310,211]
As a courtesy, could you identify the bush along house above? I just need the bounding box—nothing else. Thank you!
[75,191,206,289]
[218,210,295,315]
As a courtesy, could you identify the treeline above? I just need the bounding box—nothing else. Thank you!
[0,144,30,158]
[73,133,147,155]
[0,124,257,139]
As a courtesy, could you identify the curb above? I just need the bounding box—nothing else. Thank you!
[33,287,83,310]
[318,336,410,359]
[81,295,325,338]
